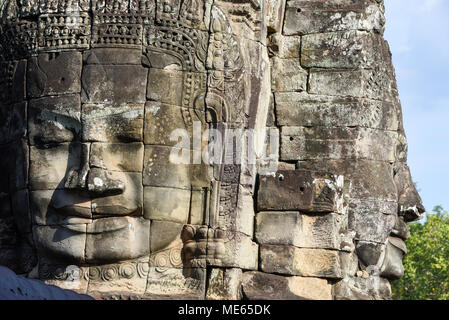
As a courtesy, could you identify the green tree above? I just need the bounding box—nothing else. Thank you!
[392,206,449,300]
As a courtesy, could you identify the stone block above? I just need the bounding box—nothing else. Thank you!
[309,68,361,97]
[260,244,343,279]
[206,268,243,300]
[348,199,396,243]
[28,94,81,145]
[242,271,332,300]
[150,220,184,253]
[275,92,399,130]
[308,68,397,102]
[90,142,144,172]
[271,57,307,92]
[280,126,397,162]
[255,211,302,246]
[144,102,190,146]
[190,163,212,189]
[301,30,389,69]
[27,52,82,98]
[277,162,295,170]
[81,65,147,105]
[82,104,144,142]
[147,68,184,106]
[143,145,191,189]
[257,170,344,213]
[256,211,343,250]
[218,232,258,270]
[144,186,191,224]
[276,35,301,59]
[283,0,385,36]
[296,159,398,202]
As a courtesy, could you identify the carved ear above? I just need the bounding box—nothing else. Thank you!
[203,93,229,123]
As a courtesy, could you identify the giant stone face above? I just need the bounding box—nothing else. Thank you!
[0,0,425,300]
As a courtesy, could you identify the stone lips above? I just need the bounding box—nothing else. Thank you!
[0,0,424,300]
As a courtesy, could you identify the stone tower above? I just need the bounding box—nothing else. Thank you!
[0,0,424,299]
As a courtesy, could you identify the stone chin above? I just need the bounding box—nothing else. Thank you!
[33,217,151,264]
[380,236,407,280]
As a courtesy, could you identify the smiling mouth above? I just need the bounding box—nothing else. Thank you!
[55,204,92,219]
[61,216,132,234]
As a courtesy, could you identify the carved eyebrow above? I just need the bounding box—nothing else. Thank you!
[81,107,143,120]
[36,109,82,132]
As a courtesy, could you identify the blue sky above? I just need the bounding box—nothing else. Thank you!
[384,0,449,214]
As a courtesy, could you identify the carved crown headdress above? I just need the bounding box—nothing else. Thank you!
[0,0,214,60]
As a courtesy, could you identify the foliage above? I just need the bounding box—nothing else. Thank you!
[392,206,449,300]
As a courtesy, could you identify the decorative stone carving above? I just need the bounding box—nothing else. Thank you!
[38,13,91,52]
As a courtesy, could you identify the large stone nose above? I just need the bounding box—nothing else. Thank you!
[62,143,126,196]
[86,168,125,196]
[394,163,426,222]
[64,143,90,190]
